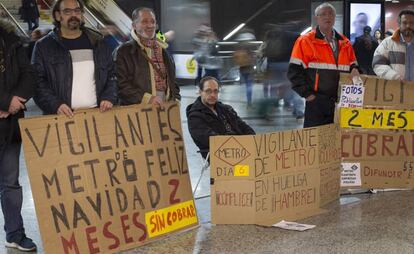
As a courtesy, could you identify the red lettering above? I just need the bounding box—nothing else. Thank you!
[352,135,362,157]
[341,134,350,157]
[396,135,409,156]
[120,214,133,244]
[167,212,172,225]
[168,179,180,204]
[61,233,80,254]
[85,226,99,254]
[382,136,394,156]
[103,221,120,250]
[132,212,147,242]
[149,215,156,233]
[366,134,377,156]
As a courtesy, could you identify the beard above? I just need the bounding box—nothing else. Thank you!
[67,16,81,30]
[137,29,155,39]
[402,28,414,38]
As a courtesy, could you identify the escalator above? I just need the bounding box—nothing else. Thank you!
[2,0,131,47]
[0,2,29,39]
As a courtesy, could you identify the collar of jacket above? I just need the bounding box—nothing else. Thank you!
[0,19,21,48]
[315,26,343,41]
[130,28,168,52]
[0,19,16,34]
[50,26,104,47]
[391,28,402,42]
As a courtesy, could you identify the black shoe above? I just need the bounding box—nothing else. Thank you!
[5,235,37,252]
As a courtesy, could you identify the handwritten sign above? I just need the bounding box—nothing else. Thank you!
[210,124,341,226]
[19,103,198,254]
[339,85,365,108]
[340,108,412,130]
[338,74,414,189]
[339,74,414,108]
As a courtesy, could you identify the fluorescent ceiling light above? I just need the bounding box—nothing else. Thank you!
[223,23,246,41]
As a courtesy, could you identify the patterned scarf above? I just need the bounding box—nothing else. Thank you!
[139,35,167,92]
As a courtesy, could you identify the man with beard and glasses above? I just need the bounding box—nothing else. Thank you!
[114,7,180,106]
[186,76,255,159]
[373,9,414,81]
[32,0,117,117]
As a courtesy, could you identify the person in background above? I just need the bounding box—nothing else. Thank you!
[384,30,393,38]
[27,27,42,59]
[0,18,37,252]
[374,29,382,44]
[353,26,378,75]
[373,9,414,81]
[233,42,255,107]
[192,24,222,83]
[350,12,368,44]
[21,0,40,31]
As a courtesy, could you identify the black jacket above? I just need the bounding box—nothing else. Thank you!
[32,27,117,114]
[186,97,255,158]
[0,19,37,143]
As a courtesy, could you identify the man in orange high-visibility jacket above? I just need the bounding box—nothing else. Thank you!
[287,2,360,128]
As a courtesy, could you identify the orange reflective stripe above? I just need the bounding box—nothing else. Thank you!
[314,71,319,91]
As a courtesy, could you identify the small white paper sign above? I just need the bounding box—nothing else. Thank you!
[341,162,362,187]
[339,85,365,108]
[272,220,316,231]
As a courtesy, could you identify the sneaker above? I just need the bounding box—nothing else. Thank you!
[5,235,37,252]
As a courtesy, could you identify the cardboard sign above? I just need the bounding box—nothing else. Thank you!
[338,85,365,108]
[338,74,414,108]
[338,74,414,189]
[19,103,198,254]
[210,124,341,226]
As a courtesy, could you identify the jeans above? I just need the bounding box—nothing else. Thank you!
[240,72,253,104]
[0,134,24,242]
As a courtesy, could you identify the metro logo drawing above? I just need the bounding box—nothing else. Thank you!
[214,136,251,166]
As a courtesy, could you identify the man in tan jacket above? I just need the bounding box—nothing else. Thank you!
[115,7,180,105]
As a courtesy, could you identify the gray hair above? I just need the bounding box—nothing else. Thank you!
[131,7,155,22]
[314,2,336,16]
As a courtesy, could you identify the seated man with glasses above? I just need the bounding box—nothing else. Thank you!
[32,0,117,117]
[187,76,255,159]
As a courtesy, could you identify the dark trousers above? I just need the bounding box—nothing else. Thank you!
[303,95,335,128]
[0,127,24,242]
[27,18,39,31]
[240,72,253,105]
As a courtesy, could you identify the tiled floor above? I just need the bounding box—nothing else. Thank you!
[1,83,413,253]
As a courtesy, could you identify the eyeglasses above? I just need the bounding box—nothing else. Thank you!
[317,12,335,17]
[202,89,220,95]
[60,7,82,15]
